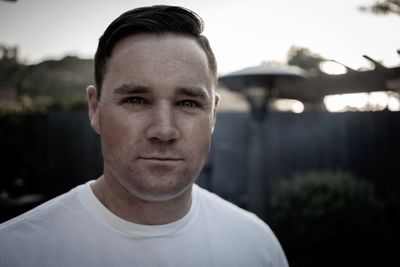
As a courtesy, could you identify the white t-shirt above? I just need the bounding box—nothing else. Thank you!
[0,181,288,267]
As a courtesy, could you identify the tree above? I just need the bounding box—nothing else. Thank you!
[287,46,325,72]
[359,0,400,16]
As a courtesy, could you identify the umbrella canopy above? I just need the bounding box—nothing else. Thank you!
[219,64,307,92]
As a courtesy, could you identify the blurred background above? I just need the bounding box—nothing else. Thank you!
[0,0,399,266]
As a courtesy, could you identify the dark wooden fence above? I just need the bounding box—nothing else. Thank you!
[208,111,400,205]
[1,111,399,221]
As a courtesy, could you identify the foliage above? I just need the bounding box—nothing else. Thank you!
[0,57,26,89]
[287,46,325,72]
[0,95,87,115]
[271,171,387,267]
[359,0,400,16]
[17,56,93,101]
[0,52,92,114]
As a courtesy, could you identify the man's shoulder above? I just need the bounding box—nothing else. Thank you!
[0,182,96,266]
[0,183,86,234]
[193,184,270,232]
[193,185,289,266]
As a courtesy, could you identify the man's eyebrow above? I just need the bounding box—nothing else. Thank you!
[177,87,210,100]
[113,84,150,95]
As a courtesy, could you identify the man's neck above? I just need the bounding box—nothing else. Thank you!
[90,175,192,225]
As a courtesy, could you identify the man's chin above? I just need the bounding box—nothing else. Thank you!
[128,183,193,203]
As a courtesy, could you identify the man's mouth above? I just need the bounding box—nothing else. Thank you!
[139,157,182,161]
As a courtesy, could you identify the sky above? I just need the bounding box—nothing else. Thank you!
[0,0,399,75]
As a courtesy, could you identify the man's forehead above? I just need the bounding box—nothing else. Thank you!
[102,33,215,95]
[108,33,209,70]
[111,33,203,59]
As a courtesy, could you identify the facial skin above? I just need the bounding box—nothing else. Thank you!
[87,33,218,211]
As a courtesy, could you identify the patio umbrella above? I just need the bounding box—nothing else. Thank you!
[218,64,306,219]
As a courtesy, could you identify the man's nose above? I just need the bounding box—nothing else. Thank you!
[145,104,180,143]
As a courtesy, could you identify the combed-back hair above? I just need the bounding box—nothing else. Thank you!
[94,5,217,97]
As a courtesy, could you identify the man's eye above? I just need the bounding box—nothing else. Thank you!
[178,100,198,107]
[123,97,147,104]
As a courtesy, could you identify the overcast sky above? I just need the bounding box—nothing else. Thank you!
[0,0,399,74]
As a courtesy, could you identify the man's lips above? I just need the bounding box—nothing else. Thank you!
[138,157,183,161]
[138,157,183,166]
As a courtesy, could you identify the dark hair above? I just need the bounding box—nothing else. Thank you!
[94,5,217,97]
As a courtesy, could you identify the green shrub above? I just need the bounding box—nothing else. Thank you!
[271,171,387,267]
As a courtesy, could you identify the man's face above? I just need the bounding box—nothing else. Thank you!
[88,33,218,202]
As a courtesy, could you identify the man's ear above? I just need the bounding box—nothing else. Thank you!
[86,85,100,134]
[211,93,220,133]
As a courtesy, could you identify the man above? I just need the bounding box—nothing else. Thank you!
[0,5,288,267]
